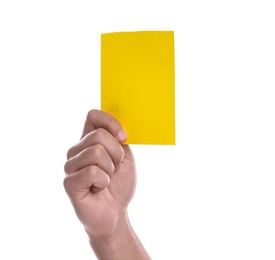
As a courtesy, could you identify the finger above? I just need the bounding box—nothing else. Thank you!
[67,128,124,167]
[81,109,127,142]
[64,144,114,177]
[63,165,110,199]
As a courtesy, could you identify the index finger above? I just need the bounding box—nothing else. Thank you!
[81,109,127,143]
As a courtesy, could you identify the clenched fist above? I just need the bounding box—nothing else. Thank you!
[64,109,150,260]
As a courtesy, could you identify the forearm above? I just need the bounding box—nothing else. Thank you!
[88,214,150,260]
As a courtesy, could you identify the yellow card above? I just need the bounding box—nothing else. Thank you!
[101,31,175,145]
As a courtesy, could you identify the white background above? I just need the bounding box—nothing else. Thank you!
[0,1,275,259]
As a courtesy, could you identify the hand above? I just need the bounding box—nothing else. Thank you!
[64,109,136,238]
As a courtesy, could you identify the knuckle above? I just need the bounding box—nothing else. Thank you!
[87,109,98,121]
[63,160,70,174]
[86,165,97,179]
[75,166,97,184]
[93,128,107,140]
[63,176,71,194]
[88,144,105,158]
[66,146,75,160]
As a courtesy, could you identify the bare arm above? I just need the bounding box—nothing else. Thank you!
[64,109,150,259]
[90,213,149,259]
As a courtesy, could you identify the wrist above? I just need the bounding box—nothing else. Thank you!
[88,213,150,260]
[88,213,131,252]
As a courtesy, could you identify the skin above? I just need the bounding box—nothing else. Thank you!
[64,109,150,260]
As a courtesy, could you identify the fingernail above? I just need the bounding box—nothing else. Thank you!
[116,130,127,142]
